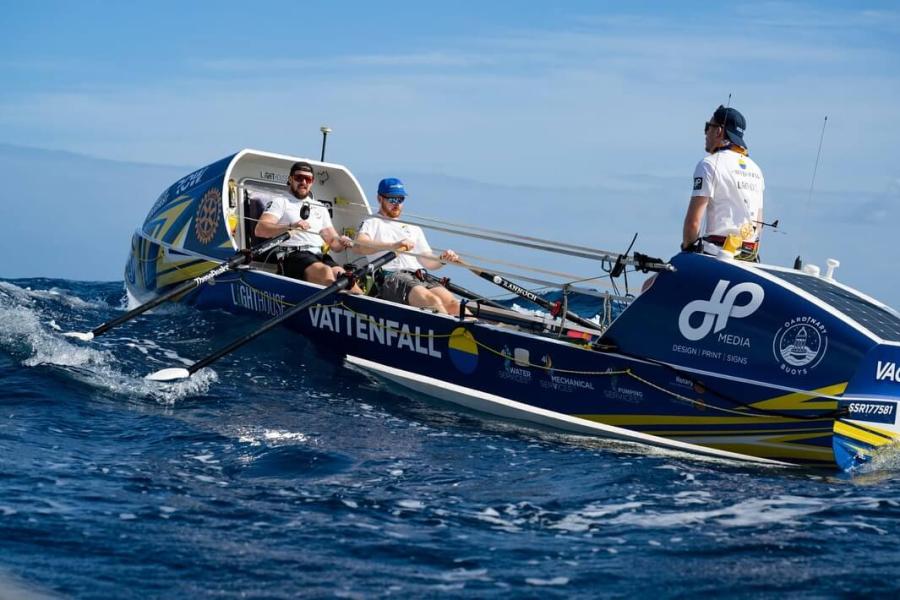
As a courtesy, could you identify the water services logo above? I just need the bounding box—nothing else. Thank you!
[772,316,828,376]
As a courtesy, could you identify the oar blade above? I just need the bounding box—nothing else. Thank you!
[145,367,192,382]
[63,331,95,341]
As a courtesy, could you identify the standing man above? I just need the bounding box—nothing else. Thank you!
[352,178,462,315]
[682,105,765,260]
[255,161,358,289]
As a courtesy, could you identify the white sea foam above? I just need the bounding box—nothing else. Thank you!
[0,280,110,310]
[236,427,310,446]
[608,495,827,528]
[526,576,569,586]
[438,568,491,583]
[854,442,900,475]
[0,301,112,368]
[550,501,643,533]
[819,519,887,535]
[1,281,213,404]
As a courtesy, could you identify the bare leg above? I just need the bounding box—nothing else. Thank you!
[303,262,337,286]
[407,286,448,314]
[430,286,462,316]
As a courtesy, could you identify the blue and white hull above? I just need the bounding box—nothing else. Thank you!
[124,149,900,470]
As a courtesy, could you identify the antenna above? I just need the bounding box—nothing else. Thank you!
[808,116,828,206]
[320,126,332,161]
[796,116,828,266]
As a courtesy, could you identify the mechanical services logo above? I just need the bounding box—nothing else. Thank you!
[678,280,764,341]
[772,316,828,376]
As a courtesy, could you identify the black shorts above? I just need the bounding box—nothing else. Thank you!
[259,248,337,280]
[283,250,338,279]
[379,271,439,304]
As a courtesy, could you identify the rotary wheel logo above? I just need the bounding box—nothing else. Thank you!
[194,188,221,245]
[772,317,828,376]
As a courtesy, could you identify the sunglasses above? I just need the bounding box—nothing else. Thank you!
[383,196,405,205]
[704,121,723,134]
[292,173,314,184]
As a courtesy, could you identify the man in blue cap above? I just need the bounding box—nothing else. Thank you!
[682,105,765,260]
[353,177,463,314]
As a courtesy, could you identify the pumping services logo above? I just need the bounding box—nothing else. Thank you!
[678,280,765,341]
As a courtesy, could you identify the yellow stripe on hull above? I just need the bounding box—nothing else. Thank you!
[680,440,834,463]
[576,414,831,426]
[834,420,898,448]
[145,196,192,240]
[749,382,846,411]
[156,260,217,288]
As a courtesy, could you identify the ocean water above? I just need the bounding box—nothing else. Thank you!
[2,277,900,599]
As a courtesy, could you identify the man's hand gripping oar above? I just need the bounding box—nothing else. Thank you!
[145,252,397,382]
[64,233,291,341]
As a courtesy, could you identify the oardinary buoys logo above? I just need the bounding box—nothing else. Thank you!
[772,316,828,376]
[448,327,478,374]
[194,188,222,245]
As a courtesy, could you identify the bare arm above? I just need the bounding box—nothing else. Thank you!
[352,233,413,255]
[418,249,460,271]
[255,213,308,238]
[319,226,353,251]
[682,196,708,250]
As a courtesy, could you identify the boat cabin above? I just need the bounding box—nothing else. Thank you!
[223,149,372,270]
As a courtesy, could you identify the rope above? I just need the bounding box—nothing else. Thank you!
[397,248,627,302]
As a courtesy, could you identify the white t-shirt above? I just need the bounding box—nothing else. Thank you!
[262,194,334,249]
[358,215,432,271]
[691,148,765,243]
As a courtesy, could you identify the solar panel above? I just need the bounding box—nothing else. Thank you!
[764,269,900,341]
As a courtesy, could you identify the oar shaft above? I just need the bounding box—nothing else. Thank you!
[415,270,507,310]
[474,269,603,332]
[89,233,290,338]
[184,252,397,376]
[188,277,350,375]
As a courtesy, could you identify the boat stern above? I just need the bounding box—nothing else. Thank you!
[834,346,900,470]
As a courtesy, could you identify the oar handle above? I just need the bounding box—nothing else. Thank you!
[87,233,291,339]
[184,252,397,376]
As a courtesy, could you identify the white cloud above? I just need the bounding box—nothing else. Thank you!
[1,7,898,194]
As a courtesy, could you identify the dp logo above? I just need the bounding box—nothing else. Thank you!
[678,280,764,341]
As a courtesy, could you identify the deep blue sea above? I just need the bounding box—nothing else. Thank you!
[2,277,900,599]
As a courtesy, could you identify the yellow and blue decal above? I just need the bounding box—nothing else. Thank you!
[449,327,479,374]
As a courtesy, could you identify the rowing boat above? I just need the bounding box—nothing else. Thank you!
[111,148,900,470]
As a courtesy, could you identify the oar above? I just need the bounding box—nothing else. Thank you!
[469,266,604,332]
[413,269,508,310]
[145,252,397,382]
[65,233,291,341]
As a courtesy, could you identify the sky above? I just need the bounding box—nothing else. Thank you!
[1,1,899,301]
